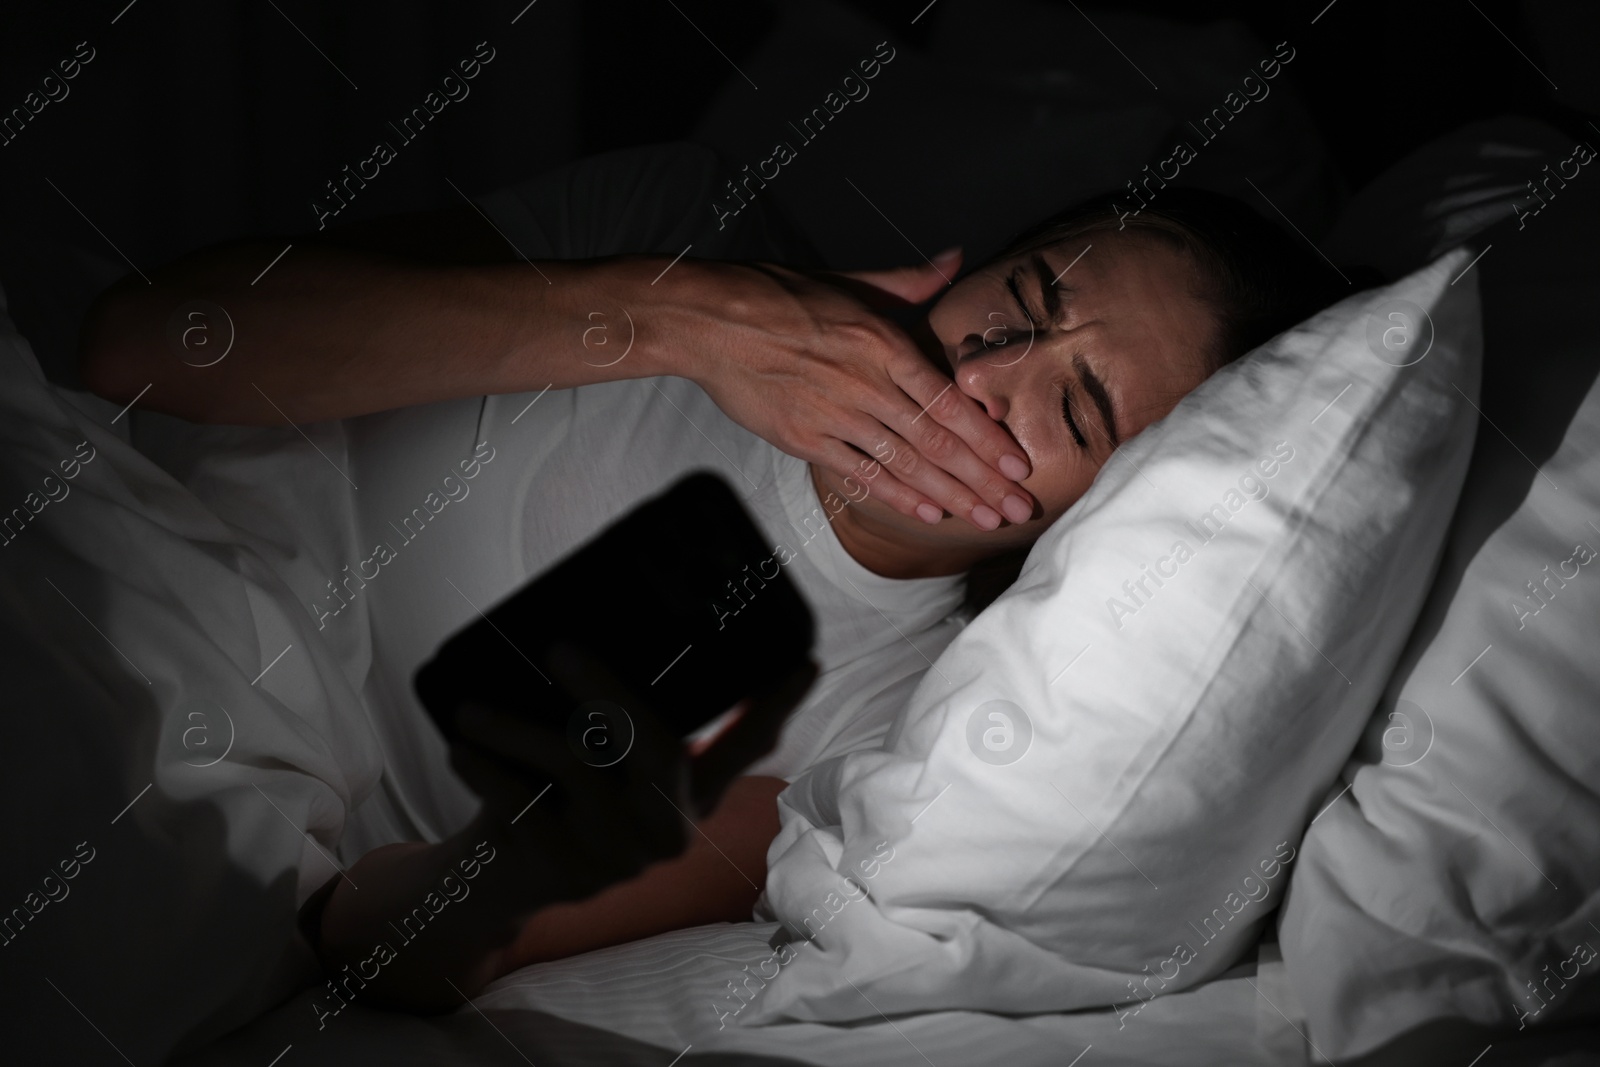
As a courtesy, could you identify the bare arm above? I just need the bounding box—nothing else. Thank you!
[78,228,679,425]
[310,812,526,1014]
[497,775,787,969]
[78,210,1039,530]
[311,646,814,1015]
[311,774,785,1013]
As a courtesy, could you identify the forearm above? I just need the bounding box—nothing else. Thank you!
[79,242,686,425]
[314,775,785,1010]
[313,815,526,1014]
[497,774,787,970]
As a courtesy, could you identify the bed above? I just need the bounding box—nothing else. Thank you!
[179,922,1315,1067]
[3,4,1598,1066]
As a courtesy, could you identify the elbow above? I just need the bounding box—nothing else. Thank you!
[81,285,251,425]
[78,281,152,407]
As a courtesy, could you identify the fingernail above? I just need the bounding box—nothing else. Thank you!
[916,502,944,524]
[972,504,1002,531]
[999,454,1030,481]
[1000,494,1032,524]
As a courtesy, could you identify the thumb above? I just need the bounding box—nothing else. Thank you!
[834,247,962,307]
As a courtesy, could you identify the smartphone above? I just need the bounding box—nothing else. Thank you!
[414,470,816,759]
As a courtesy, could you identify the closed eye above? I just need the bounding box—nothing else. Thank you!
[1060,382,1087,449]
[1005,271,1036,325]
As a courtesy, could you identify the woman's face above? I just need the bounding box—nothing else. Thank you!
[887,230,1222,552]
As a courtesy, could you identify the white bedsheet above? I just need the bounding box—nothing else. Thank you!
[478,924,1314,1066]
[177,921,1314,1067]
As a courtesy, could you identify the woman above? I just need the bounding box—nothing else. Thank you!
[80,143,1336,1013]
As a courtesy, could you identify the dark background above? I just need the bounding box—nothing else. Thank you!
[0,0,1592,340]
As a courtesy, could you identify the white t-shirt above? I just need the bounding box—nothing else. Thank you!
[339,375,967,844]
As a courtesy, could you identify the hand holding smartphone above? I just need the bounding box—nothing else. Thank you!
[415,471,818,818]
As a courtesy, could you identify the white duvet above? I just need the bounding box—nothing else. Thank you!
[0,296,395,1062]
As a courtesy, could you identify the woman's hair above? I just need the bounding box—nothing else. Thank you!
[959,187,1346,617]
[990,186,1345,374]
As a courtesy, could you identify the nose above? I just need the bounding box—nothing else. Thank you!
[954,342,1015,424]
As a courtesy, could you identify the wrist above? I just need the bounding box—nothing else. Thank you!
[477,257,660,392]
[485,253,730,392]
[627,255,733,386]
[542,256,709,385]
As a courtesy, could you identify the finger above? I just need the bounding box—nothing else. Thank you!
[453,713,686,890]
[454,702,597,796]
[455,701,561,763]
[544,643,686,778]
[884,363,1038,526]
[537,825,653,900]
[814,437,943,524]
[832,248,962,306]
[621,779,695,865]
[837,414,1018,533]
[483,731,682,880]
[562,782,688,875]
[690,660,819,813]
[520,753,686,878]
[544,640,622,699]
[542,643,702,842]
[449,741,551,814]
[892,356,1034,483]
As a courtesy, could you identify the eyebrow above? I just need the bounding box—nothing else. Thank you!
[1073,352,1120,447]
[1026,254,1121,448]
[1028,253,1067,327]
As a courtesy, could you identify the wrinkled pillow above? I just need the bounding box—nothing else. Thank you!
[1280,118,1600,1057]
[743,248,1482,1025]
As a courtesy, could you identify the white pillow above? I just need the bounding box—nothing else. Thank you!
[741,248,1482,1025]
[1279,122,1600,1057]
